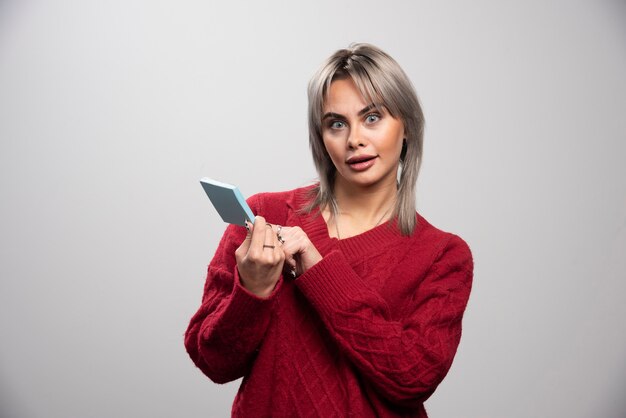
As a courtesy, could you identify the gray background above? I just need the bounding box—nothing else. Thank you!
[1,1,625,417]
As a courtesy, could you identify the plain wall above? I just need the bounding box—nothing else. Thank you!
[1,1,625,417]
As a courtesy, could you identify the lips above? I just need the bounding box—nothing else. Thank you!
[346,154,377,171]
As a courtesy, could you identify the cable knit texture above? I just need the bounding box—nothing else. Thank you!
[185,186,473,417]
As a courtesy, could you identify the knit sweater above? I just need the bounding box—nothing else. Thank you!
[185,186,473,417]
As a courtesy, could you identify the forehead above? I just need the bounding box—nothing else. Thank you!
[323,78,380,113]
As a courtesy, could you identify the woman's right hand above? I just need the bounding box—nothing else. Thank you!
[235,216,285,298]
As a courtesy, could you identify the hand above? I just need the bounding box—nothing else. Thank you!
[235,216,285,298]
[277,226,322,277]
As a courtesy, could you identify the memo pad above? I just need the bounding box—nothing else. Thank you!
[200,178,255,226]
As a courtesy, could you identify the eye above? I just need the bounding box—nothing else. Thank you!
[365,113,381,124]
[329,120,346,129]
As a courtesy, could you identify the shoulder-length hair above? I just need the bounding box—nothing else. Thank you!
[304,43,425,236]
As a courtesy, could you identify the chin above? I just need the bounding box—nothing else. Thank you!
[342,175,389,189]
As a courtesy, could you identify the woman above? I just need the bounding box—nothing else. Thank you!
[185,43,473,417]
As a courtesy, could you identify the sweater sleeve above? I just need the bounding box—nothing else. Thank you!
[294,234,473,406]
[184,197,281,384]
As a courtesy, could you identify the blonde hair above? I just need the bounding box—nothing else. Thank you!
[304,43,425,235]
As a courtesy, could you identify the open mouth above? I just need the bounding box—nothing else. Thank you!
[346,155,377,171]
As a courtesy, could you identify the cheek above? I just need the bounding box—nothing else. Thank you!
[322,139,340,161]
[396,137,404,155]
[387,124,405,155]
[377,133,403,156]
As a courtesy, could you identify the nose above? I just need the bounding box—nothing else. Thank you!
[346,124,366,149]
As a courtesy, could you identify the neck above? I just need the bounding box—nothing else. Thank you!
[326,178,397,239]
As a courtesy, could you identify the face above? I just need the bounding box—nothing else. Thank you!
[322,78,405,192]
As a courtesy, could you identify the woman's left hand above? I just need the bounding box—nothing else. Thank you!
[276,226,322,277]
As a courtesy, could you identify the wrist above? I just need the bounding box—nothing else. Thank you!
[238,273,276,299]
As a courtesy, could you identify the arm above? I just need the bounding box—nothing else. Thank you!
[294,234,473,406]
[184,199,283,383]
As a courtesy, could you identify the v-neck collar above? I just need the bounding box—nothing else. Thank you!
[288,186,412,261]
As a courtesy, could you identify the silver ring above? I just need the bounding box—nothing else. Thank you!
[276,225,285,244]
[263,245,275,249]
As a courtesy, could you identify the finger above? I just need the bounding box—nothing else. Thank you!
[277,227,301,253]
[279,233,299,267]
[244,220,253,240]
[270,224,281,233]
[249,216,267,250]
[282,262,297,278]
[272,224,285,246]
[263,221,278,253]
[283,253,296,269]
[238,222,253,253]
[264,221,282,245]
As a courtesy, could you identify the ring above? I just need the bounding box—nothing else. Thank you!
[276,225,285,244]
[263,245,275,249]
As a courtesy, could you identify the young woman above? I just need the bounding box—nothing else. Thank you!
[185,43,473,417]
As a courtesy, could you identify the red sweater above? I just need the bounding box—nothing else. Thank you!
[185,186,473,417]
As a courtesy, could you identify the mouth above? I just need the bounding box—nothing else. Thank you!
[346,154,378,171]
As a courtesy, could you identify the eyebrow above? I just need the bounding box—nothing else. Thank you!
[322,103,380,120]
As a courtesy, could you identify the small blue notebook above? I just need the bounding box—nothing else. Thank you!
[200,178,255,226]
